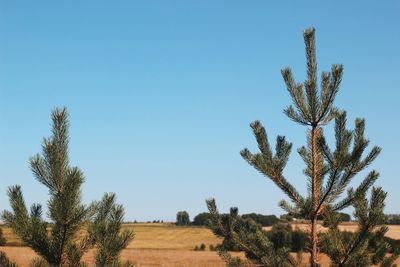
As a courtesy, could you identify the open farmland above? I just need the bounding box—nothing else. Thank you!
[1,222,400,266]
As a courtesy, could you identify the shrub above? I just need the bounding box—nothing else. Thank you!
[0,228,6,246]
[266,223,292,250]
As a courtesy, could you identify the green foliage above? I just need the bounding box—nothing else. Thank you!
[320,187,399,267]
[192,212,212,226]
[0,227,6,246]
[266,223,292,250]
[0,252,17,267]
[265,223,307,253]
[88,193,134,267]
[242,213,279,227]
[291,229,308,252]
[206,199,301,267]
[176,211,190,226]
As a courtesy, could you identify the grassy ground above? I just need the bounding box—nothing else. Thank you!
[1,222,400,266]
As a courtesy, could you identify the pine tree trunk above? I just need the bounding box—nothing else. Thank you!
[311,216,318,267]
[310,125,319,267]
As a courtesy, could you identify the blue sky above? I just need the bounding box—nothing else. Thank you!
[0,1,399,221]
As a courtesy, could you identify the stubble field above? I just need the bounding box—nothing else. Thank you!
[1,222,400,266]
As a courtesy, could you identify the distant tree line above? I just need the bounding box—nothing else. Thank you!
[179,211,280,227]
[387,214,400,225]
[178,211,351,227]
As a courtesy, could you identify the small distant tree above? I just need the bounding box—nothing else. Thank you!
[89,193,134,267]
[176,211,190,226]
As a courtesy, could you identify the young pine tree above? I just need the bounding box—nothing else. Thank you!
[2,108,135,266]
[2,108,95,266]
[208,28,393,266]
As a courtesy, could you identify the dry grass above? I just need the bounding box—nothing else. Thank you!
[0,247,228,267]
[123,223,221,250]
[1,222,400,266]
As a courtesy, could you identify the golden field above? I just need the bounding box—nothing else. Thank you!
[1,222,400,266]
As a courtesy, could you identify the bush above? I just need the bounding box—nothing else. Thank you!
[267,223,292,250]
[194,244,206,251]
[209,244,216,251]
[0,228,6,246]
[291,229,308,252]
[266,223,308,252]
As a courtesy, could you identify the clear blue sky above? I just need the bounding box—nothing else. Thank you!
[0,1,399,221]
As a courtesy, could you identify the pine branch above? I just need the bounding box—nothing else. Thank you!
[206,199,298,267]
[241,121,303,206]
[89,193,134,267]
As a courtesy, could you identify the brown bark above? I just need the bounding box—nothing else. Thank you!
[310,125,320,267]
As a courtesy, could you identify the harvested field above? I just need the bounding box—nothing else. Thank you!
[0,247,229,267]
[1,222,400,266]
